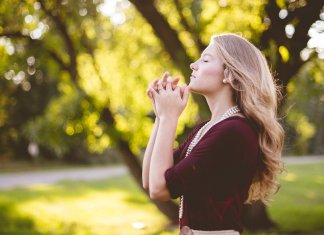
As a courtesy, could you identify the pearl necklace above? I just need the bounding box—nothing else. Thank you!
[179,105,240,222]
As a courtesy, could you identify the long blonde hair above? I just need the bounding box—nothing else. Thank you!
[211,33,285,204]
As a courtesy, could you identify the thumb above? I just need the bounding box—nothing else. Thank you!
[180,85,186,98]
[181,85,190,105]
[148,87,158,99]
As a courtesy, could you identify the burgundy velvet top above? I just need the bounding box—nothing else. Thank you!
[164,116,260,233]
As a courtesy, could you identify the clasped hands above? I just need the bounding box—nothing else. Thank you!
[146,71,190,120]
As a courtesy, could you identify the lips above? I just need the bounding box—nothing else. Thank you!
[190,74,196,79]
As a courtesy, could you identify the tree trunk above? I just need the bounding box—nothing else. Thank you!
[129,0,211,118]
[242,201,277,231]
[101,111,179,225]
[39,0,181,224]
[117,138,179,225]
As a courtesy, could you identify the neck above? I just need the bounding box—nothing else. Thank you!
[205,90,236,122]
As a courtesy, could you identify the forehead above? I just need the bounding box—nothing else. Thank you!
[202,42,218,57]
[201,42,218,59]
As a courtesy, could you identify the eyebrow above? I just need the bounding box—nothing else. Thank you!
[201,53,213,58]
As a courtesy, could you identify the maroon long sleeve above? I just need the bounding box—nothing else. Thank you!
[164,116,260,232]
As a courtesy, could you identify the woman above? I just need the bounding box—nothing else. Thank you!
[142,33,284,235]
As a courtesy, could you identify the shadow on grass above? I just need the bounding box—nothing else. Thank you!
[0,202,93,235]
[0,203,43,235]
[0,175,157,235]
[0,175,145,205]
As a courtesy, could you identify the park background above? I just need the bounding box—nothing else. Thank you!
[0,0,323,234]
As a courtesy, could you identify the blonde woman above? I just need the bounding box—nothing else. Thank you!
[142,33,284,235]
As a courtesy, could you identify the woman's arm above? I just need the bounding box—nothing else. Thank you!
[142,72,181,192]
[149,117,178,201]
[148,81,190,201]
[142,117,159,191]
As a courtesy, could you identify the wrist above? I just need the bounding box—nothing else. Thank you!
[159,116,179,125]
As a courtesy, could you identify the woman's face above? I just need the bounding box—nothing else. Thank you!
[189,42,225,95]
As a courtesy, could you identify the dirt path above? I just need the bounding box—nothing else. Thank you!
[0,165,127,190]
[283,155,324,164]
[0,156,323,190]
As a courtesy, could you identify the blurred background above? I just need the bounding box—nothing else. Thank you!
[0,0,323,234]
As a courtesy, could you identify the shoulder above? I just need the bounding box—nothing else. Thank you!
[190,120,208,136]
[208,116,259,143]
[203,116,260,159]
[219,116,257,133]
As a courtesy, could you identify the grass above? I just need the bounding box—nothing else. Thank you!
[265,163,324,235]
[0,176,170,235]
[0,163,323,235]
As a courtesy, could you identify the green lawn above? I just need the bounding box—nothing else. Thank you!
[265,163,324,235]
[0,163,323,235]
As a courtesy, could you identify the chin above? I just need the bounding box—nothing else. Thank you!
[188,84,203,94]
[189,83,219,96]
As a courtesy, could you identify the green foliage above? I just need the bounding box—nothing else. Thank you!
[0,46,58,159]
[200,0,266,42]
[0,0,322,161]
[23,87,87,157]
[284,60,324,155]
[1,0,201,160]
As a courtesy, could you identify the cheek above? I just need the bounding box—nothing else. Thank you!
[202,64,224,80]
[190,65,223,92]
[201,64,224,83]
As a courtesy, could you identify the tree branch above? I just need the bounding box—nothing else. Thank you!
[0,31,29,39]
[0,30,70,72]
[173,0,205,52]
[47,50,69,71]
[260,0,323,90]
[128,0,210,119]
[128,0,192,79]
[38,0,78,82]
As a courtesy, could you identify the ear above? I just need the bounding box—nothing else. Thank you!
[224,67,229,78]
[224,67,235,83]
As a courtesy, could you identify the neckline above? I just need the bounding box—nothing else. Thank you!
[197,116,247,142]
[202,115,246,126]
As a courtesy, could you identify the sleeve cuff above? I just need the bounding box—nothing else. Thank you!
[164,167,182,199]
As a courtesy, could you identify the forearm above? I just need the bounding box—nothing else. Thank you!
[149,117,178,200]
[142,118,160,190]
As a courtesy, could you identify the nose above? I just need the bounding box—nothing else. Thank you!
[190,61,198,71]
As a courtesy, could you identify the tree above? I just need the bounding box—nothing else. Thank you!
[283,59,324,155]
[0,0,323,231]
[1,0,187,224]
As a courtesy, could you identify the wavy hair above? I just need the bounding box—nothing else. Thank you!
[211,33,285,204]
